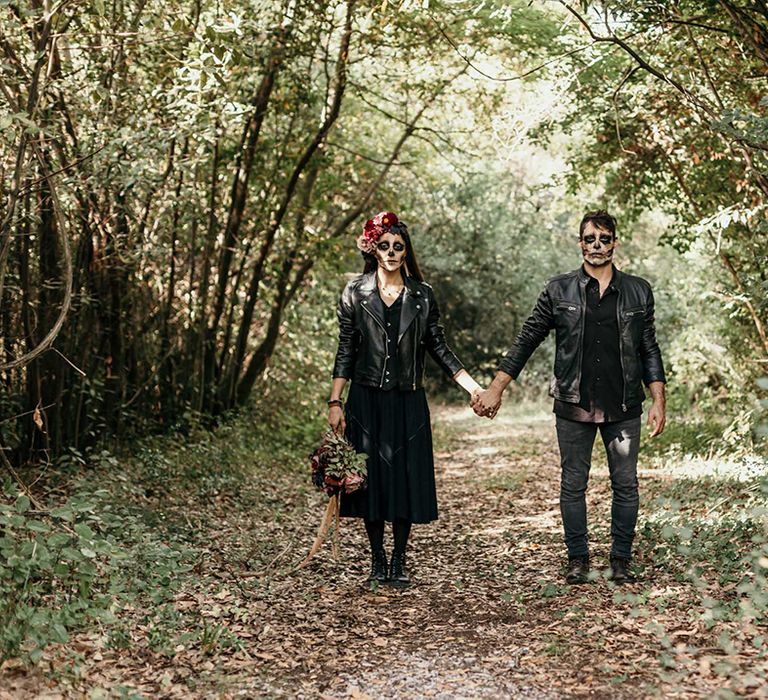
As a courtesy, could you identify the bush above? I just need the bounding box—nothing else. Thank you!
[0,484,193,663]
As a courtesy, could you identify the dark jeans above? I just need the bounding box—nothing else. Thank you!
[555,415,641,559]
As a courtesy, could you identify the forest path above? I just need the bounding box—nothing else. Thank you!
[235,402,690,698]
[3,402,746,698]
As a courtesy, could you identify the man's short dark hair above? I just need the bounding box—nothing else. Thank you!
[579,210,617,239]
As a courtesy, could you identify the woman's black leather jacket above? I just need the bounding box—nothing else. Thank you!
[498,266,666,411]
[332,272,463,390]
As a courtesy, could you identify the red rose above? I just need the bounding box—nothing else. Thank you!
[373,211,398,228]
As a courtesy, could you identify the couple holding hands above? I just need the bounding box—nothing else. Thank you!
[327,210,666,588]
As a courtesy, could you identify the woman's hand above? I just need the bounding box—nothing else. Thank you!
[453,369,482,396]
[328,405,346,435]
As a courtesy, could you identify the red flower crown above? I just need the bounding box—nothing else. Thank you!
[356,211,398,254]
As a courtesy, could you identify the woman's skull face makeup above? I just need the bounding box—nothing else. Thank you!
[375,232,407,272]
[579,221,616,267]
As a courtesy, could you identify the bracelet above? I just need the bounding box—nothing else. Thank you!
[327,399,344,408]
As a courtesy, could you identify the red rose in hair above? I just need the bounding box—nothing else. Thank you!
[356,211,399,254]
[374,211,398,228]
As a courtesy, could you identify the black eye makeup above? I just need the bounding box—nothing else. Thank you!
[583,235,614,245]
[377,241,405,252]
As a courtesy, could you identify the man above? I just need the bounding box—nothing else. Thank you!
[472,210,666,585]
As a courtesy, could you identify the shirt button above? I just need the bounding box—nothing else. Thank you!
[596,358,601,363]
[386,355,390,359]
[416,305,421,310]
[387,322,391,326]
[386,371,390,375]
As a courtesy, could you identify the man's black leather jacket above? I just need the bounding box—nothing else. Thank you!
[498,266,666,411]
[333,271,463,390]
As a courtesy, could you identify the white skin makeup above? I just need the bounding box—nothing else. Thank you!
[579,221,616,268]
[375,232,407,300]
[375,232,407,274]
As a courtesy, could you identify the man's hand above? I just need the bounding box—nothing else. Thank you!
[647,401,665,437]
[647,381,666,437]
[471,387,502,419]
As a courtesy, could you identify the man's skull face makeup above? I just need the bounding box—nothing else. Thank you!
[579,222,616,267]
[375,232,407,272]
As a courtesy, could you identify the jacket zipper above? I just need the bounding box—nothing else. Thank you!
[616,288,627,412]
[362,302,389,388]
[412,316,418,390]
[575,284,586,402]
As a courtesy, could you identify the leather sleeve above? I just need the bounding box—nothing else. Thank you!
[497,286,555,378]
[424,287,464,378]
[640,287,666,385]
[332,282,357,379]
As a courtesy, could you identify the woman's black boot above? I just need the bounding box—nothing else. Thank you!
[388,552,410,588]
[364,520,387,585]
[389,519,412,588]
[368,549,388,584]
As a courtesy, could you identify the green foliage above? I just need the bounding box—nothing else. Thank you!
[630,471,768,675]
[0,484,194,664]
[0,487,109,663]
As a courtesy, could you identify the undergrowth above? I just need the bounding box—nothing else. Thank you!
[0,380,326,666]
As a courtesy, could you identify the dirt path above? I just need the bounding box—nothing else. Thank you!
[213,403,710,698]
[3,401,760,698]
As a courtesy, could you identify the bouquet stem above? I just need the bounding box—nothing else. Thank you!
[298,494,341,568]
[332,494,341,560]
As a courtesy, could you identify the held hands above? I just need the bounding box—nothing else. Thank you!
[470,387,502,419]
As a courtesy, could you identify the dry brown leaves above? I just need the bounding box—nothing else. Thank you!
[1,402,766,698]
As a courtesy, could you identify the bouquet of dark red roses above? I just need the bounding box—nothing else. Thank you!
[310,430,368,496]
[299,431,368,567]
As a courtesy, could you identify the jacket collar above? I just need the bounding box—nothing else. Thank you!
[358,271,423,342]
[577,264,622,289]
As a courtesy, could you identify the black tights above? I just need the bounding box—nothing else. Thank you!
[364,519,411,554]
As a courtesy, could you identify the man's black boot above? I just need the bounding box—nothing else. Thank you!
[609,556,637,584]
[388,552,410,588]
[565,555,590,584]
[368,549,388,585]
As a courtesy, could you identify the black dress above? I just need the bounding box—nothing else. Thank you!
[341,291,438,524]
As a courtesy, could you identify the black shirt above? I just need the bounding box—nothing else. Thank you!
[381,291,403,391]
[554,270,642,423]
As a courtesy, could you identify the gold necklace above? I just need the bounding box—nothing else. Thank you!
[379,282,403,298]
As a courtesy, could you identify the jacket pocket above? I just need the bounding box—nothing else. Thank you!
[554,300,581,314]
[621,306,645,321]
[553,300,582,336]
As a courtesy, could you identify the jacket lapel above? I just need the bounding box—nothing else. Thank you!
[398,276,422,343]
[359,272,386,329]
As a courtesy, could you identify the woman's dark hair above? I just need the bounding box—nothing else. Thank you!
[579,209,617,239]
[362,220,424,281]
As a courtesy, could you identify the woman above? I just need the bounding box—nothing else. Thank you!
[328,211,482,588]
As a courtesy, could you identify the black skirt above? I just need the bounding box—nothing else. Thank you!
[341,382,438,524]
